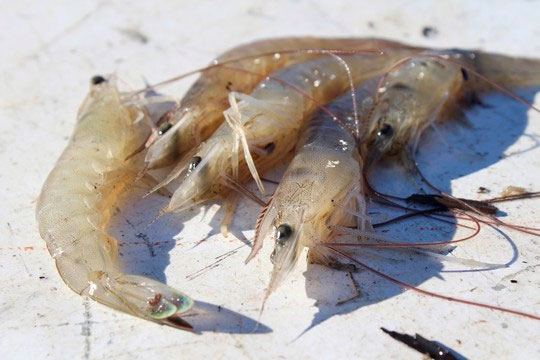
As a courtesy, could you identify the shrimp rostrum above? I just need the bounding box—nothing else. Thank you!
[36,77,194,330]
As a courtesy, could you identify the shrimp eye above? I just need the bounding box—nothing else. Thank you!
[276,224,292,246]
[188,156,202,172]
[377,123,393,138]
[158,123,173,136]
[91,75,106,85]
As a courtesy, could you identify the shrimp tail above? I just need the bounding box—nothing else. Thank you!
[86,271,194,329]
[473,52,540,89]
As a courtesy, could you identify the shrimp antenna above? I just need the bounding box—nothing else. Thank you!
[329,208,481,248]
[325,245,540,321]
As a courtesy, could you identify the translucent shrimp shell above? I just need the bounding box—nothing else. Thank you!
[36,79,193,328]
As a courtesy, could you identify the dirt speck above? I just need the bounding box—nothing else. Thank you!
[422,26,439,38]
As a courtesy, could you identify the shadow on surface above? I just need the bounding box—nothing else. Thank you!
[297,87,538,335]
[185,301,272,334]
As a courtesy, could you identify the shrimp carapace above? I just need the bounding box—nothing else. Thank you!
[36,77,194,329]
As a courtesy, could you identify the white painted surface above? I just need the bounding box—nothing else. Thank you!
[1,1,539,359]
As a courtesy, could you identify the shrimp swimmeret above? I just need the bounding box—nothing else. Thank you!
[144,37,419,169]
[35,77,194,330]
[161,48,420,217]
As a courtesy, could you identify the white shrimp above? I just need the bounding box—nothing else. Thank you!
[36,76,194,330]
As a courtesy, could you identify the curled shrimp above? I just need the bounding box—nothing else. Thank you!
[144,37,418,169]
[35,76,194,330]
[160,48,420,221]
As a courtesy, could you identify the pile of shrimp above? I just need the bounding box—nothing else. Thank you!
[36,37,540,331]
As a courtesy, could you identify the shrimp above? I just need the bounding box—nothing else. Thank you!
[366,49,540,167]
[360,49,540,235]
[144,37,418,169]
[244,82,376,296]
[163,48,420,216]
[35,76,194,330]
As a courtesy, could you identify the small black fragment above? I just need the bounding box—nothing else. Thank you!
[276,224,292,246]
[390,82,410,91]
[510,279,518,284]
[381,328,458,360]
[226,81,233,91]
[406,193,498,215]
[422,26,439,38]
[461,68,469,81]
[477,186,490,194]
[91,75,106,85]
[39,276,46,279]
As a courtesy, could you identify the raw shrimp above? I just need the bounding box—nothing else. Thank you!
[144,37,418,169]
[163,48,420,216]
[366,49,540,167]
[35,77,194,330]
[362,49,540,234]
[244,82,377,295]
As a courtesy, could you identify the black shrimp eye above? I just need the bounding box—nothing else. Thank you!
[276,224,292,246]
[377,123,393,138]
[157,123,173,136]
[91,75,106,85]
[188,156,202,172]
